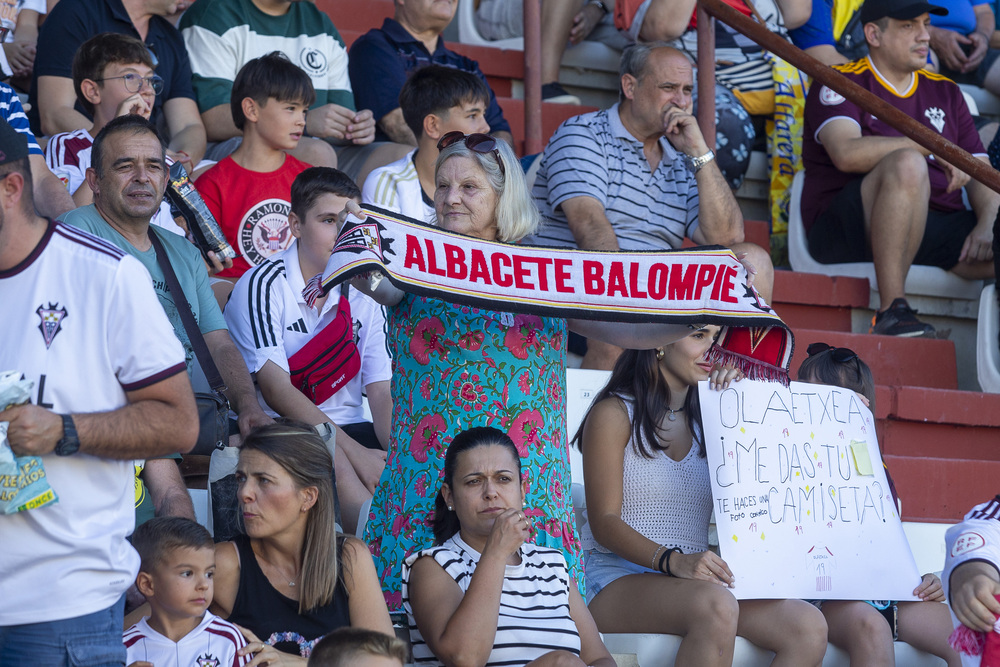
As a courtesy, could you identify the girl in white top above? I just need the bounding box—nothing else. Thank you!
[578,326,829,667]
[402,426,615,667]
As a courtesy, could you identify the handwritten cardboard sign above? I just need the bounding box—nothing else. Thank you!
[699,379,921,600]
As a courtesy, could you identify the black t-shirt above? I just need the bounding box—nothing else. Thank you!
[227,534,351,656]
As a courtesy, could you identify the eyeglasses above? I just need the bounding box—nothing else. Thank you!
[806,342,859,364]
[95,73,164,95]
[437,131,505,178]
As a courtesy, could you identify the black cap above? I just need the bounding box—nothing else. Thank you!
[0,117,28,166]
[860,0,947,25]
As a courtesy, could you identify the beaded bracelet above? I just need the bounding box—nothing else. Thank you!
[265,631,322,658]
[651,544,667,571]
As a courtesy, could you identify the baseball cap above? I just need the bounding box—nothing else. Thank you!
[859,0,947,25]
[0,117,28,166]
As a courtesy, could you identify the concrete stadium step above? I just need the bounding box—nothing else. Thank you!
[772,271,870,333]
[878,386,1000,522]
[789,328,958,390]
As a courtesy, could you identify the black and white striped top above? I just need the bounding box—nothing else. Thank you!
[528,103,699,252]
[402,534,582,666]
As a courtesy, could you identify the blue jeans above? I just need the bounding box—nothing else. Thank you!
[0,596,126,666]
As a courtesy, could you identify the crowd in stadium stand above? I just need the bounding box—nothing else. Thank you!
[0,0,998,665]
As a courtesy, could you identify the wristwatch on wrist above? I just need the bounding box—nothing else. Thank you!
[683,149,716,173]
[588,0,609,14]
[54,414,80,456]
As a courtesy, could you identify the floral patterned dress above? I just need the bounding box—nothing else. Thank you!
[363,293,581,611]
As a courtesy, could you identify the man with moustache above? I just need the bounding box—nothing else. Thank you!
[802,0,998,337]
[528,43,764,370]
[60,114,271,438]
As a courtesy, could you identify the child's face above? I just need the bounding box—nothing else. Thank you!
[94,61,157,120]
[438,99,490,137]
[253,97,309,151]
[291,193,355,259]
[147,546,215,621]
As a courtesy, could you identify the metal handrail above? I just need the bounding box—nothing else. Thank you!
[697,0,1000,193]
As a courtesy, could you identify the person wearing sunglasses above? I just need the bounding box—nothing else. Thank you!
[799,343,960,666]
[341,131,751,614]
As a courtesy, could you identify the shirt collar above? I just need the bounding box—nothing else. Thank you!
[608,102,678,164]
[280,240,307,304]
[381,17,445,54]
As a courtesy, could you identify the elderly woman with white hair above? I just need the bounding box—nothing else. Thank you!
[351,132,723,611]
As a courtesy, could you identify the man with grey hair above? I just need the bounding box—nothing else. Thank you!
[529,43,768,370]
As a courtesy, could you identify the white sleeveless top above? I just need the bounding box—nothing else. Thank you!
[581,396,713,554]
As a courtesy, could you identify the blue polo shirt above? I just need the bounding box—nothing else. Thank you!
[28,0,196,134]
[347,18,510,143]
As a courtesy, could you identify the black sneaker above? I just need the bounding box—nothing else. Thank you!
[869,298,936,337]
[541,82,581,105]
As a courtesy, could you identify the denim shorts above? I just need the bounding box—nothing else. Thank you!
[0,596,126,666]
[584,550,659,605]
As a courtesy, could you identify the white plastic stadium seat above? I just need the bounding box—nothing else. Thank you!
[788,170,983,301]
[978,283,1000,393]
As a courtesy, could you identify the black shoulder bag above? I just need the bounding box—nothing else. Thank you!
[148,229,230,455]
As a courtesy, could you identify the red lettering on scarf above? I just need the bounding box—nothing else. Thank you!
[470,249,492,285]
[583,260,605,295]
[404,235,426,272]
[531,257,552,291]
[444,243,467,280]
[669,264,698,300]
[721,266,738,303]
[695,264,716,300]
[513,255,534,289]
[424,239,447,277]
[608,261,628,297]
[629,262,647,299]
[711,262,727,300]
[648,263,668,299]
[492,253,513,287]
[554,258,573,293]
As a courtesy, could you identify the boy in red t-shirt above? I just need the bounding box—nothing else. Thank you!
[195,52,314,279]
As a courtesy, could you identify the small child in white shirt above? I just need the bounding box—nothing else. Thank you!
[123,517,249,667]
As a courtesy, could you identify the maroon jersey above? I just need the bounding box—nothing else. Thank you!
[802,56,986,231]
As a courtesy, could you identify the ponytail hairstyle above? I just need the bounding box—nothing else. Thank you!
[432,426,522,545]
[239,420,341,614]
[573,348,705,458]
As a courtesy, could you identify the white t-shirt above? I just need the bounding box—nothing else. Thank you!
[124,610,250,667]
[45,128,187,237]
[0,221,186,625]
[942,496,1000,667]
[362,149,436,223]
[224,241,391,425]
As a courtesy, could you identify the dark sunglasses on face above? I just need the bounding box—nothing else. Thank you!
[436,131,506,178]
[806,342,859,364]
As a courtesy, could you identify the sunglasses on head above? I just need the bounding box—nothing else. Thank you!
[437,131,505,178]
[806,342,858,364]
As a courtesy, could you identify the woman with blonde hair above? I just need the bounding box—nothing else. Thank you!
[350,132,715,611]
